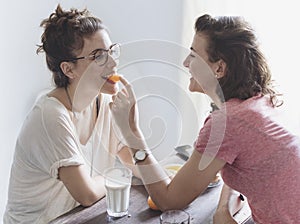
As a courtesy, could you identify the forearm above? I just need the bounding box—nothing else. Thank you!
[59,165,106,207]
[70,175,107,207]
[122,130,170,183]
[125,135,223,211]
[119,144,180,212]
[213,184,244,224]
[128,141,171,191]
[120,130,226,211]
[217,184,244,215]
[123,132,173,209]
[135,153,175,210]
[84,175,106,206]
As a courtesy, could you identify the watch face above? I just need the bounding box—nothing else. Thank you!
[135,150,147,160]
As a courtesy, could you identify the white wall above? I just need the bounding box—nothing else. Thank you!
[0,1,55,219]
[0,0,206,219]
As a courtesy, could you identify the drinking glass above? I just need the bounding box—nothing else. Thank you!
[160,210,190,224]
[104,167,132,217]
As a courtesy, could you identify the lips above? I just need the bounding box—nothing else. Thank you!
[106,78,116,84]
[101,73,120,84]
[107,74,120,83]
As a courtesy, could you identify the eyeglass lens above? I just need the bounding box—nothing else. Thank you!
[95,44,120,66]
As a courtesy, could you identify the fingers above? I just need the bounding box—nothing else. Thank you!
[121,88,128,97]
[119,76,129,86]
[110,90,128,114]
[119,76,136,99]
[117,92,127,101]
[112,90,126,102]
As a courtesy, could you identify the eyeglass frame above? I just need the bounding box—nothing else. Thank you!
[64,43,120,66]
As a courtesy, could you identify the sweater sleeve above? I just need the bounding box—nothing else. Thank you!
[194,112,241,165]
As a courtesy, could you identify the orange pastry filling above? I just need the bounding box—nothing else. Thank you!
[107,74,120,83]
[147,196,160,211]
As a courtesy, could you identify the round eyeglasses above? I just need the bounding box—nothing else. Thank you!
[66,43,120,66]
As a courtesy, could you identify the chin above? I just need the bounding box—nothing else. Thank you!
[188,85,197,92]
[188,80,203,93]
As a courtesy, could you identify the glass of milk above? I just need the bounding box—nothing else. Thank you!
[104,167,132,217]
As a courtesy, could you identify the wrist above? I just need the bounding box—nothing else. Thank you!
[132,149,152,165]
[123,130,147,150]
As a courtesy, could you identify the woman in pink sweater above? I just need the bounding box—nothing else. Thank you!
[110,14,300,223]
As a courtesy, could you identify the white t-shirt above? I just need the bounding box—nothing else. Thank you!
[4,93,121,224]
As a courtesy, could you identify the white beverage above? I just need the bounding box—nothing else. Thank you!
[104,167,132,217]
[105,180,131,217]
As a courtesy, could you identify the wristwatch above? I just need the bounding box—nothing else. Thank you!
[133,149,151,164]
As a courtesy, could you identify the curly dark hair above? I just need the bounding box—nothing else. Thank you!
[195,14,282,107]
[36,4,106,87]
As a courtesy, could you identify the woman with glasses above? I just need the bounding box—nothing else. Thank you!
[4,5,134,223]
[110,14,300,223]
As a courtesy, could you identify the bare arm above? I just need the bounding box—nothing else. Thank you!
[114,134,227,211]
[110,77,226,210]
[125,142,226,211]
[117,146,142,179]
[59,165,106,207]
[213,184,245,224]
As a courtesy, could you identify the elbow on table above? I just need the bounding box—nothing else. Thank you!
[80,199,96,207]
[77,192,104,207]
[78,197,97,207]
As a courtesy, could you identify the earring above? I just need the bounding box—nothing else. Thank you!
[215,74,219,78]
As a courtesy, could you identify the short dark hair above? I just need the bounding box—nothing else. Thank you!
[195,14,282,107]
[36,4,106,88]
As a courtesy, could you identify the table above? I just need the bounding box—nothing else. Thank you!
[49,178,224,224]
[49,151,254,224]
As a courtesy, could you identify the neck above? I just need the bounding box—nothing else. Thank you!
[64,85,100,113]
[65,86,73,111]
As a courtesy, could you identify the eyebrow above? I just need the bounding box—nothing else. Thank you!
[90,48,105,55]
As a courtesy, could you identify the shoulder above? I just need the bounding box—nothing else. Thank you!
[21,94,68,125]
[201,96,271,138]
[35,95,73,130]
[218,95,272,121]
[39,95,69,116]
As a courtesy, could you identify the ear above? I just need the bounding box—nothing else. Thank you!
[212,59,226,79]
[60,62,76,79]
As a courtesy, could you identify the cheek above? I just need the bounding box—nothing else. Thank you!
[79,61,107,77]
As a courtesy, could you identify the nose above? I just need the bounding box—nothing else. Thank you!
[183,56,190,68]
[106,54,118,68]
